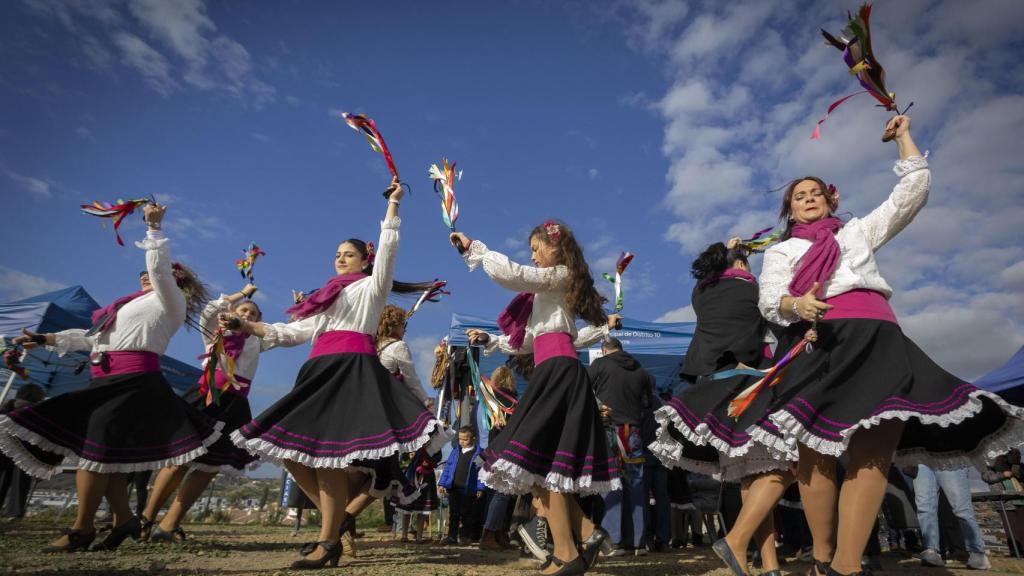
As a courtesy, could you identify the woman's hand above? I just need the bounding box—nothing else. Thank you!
[726,237,742,250]
[466,329,490,345]
[218,312,246,333]
[449,232,472,252]
[241,284,258,298]
[607,314,622,330]
[793,282,833,322]
[885,115,911,140]
[12,328,52,350]
[384,176,404,202]
[143,202,166,229]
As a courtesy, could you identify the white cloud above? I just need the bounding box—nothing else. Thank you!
[113,31,177,96]
[250,132,270,143]
[0,266,65,301]
[407,335,442,400]
[4,168,52,199]
[656,304,695,323]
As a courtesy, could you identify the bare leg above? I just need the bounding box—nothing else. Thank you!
[305,468,349,562]
[723,471,792,572]
[797,445,839,570]
[830,420,903,575]
[540,491,580,574]
[143,466,188,522]
[344,471,374,518]
[754,512,780,572]
[104,473,134,527]
[566,495,594,542]
[159,469,217,531]
[283,460,322,509]
[50,470,108,546]
[400,512,410,540]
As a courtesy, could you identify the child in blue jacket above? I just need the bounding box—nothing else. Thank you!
[438,426,485,544]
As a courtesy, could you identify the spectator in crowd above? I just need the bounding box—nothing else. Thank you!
[480,365,519,551]
[913,464,991,570]
[438,426,485,545]
[0,384,45,518]
[982,449,1024,554]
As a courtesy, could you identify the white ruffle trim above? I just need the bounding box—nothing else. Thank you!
[0,415,223,480]
[348,465,422,506]
[230,417,442,470]
[767,389,1024,470]
[650,404,798,464]
[478,458,621,496]
[893,153,928,178]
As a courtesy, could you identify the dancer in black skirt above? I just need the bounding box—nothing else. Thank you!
[141,282,269,542]
[650,238,813,576]
[450,221,621,575]
[0,203,218,552]
[223,178,444,569]
[754,115,1024,576]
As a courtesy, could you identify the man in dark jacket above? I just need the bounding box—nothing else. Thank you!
[589,337,657,554]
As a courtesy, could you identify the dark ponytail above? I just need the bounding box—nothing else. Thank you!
[691,242,748,283]
[343,238,441,294]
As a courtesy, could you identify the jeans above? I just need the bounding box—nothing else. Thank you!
[484,490,512,532]
[602,461,646,547]
[913,465,985,553]
[644,457,672,546]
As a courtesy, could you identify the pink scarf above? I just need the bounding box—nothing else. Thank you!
[285,273,368,320]
[788,217,844,298]
[89,290,148,335]
[721,268,756,282]
[497,292,534,350]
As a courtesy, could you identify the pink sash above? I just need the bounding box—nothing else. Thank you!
[90,351,160,378]
[534,332,577,366]
[822,289,898,324]
[309,330,377,360]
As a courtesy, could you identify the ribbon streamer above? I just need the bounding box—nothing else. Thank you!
[727,337,811,419]
[429,158,461,231]
[235,242,266,284]
[601,252,635,312]
[407,280,450,319]
[198,329,240,406]
[80,198,151,246]
[740,226,782,253]
[2,346,29,380]
[340,112,399,179]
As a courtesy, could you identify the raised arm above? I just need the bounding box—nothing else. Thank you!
[221,313,317,349]
[457,237,571,293]
[14,327,92,357]
[860,115,931,250]
[136,204,186,321]
[370,179,404,298]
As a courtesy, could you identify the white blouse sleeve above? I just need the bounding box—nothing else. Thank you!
[482,332,534,356]
[53,329,95,356]
[463,240,571,293]
[758,246,797,327]
[859,156,931,251]
[574,324,610,349]
[199,295,230,346]
[369,217,401,298]
[135,230,186,321]
[260,316,317,349]
[391,341,429,406]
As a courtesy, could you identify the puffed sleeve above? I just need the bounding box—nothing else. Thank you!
[52,329,95,356]
[758,246,797,327]
[859,155,931,251]
[260,316,318,349]
[390,341,429,406]
[135,230,186,322]
[463,240,571,293]
[199,295,231,346]
[482,332,534,356]
[574,324,610,349]
[369,217,400,298]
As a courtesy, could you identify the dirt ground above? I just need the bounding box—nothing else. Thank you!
[3,518,1024,576]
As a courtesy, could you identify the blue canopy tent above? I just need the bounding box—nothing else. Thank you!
[975,346,1024,405]
[0,286,203,400]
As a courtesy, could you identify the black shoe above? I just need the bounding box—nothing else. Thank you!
[826,568,866,576]
[579,526,609,569]
[516,516,549,562]
[340,515,356,536]
[764,571,783,576]
[290,540,341,569]
[712,538,749,576]
[148,525,187,544]
[139,517,154,542]
[809,559,831,576]
[42,530,96,553]
[89,517,142,551]
[441,536,458,545]
[546,554,587,575]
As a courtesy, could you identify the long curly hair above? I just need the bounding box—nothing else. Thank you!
[490,365,516,394]
[375,304,407,348]
[430,341,449,390]
[528,221,607,327]
[171,262,209,327]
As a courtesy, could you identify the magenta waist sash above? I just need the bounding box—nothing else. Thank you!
[310,330,376,359]
[90,351,161,379]
[199,370,253,399]
[822,289,898,324]
[534,332,577,366]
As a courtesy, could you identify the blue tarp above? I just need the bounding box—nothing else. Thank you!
[0,286,203,396]
[975,346,1024,405]
[447,313,694,394]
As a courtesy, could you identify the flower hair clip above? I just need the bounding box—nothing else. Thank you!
[543,220,562,244]
[827,183,840,211]
[366,241,376,265]
[171,262,188,288]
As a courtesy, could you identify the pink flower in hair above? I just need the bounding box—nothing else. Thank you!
[366,241,376,265]
[543,220,562,244]
[171,262,188,288]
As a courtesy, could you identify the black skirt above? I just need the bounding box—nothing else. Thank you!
[759,318,1024,469]
[231,352,443,469]
[0,371,222,479]
[396,468,439,513]
[181,385,257,474]
[480,356,619,495]
[350,455,421,505]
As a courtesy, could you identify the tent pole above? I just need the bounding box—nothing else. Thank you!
[0,367,17,405]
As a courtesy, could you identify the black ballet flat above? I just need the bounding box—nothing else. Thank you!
[763,571,783,576]
[148,525,187,544]
[139,517,154,542]
[579,526,609,569]
[545,554,587,576]
[826,568,866,576]
[88,516,141,551]
[807,559,830,576]
[42,529,95,553]
[712,538,750,576]
[290,540,341,569]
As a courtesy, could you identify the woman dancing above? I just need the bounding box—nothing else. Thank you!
[450,220,621,575]
[0,203,218,552]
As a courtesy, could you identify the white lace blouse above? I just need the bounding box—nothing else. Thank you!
[53,229,185,356]
[378,338,430,406]
[462,240,609,355]
[259,218,400,348]
[198,295,276,381]
[758,156,931,326]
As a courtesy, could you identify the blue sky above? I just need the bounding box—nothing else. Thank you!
[2,1,1023,477]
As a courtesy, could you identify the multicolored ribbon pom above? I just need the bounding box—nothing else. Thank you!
[739,226,781,253]
[80,198,151,246]
[602,252,635,312]
[340,112,399,179]
[429,158,461,231]
[235,242,266,284]
[198,329,239,407]
[2,346,29,380]
[726,336,811,419]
